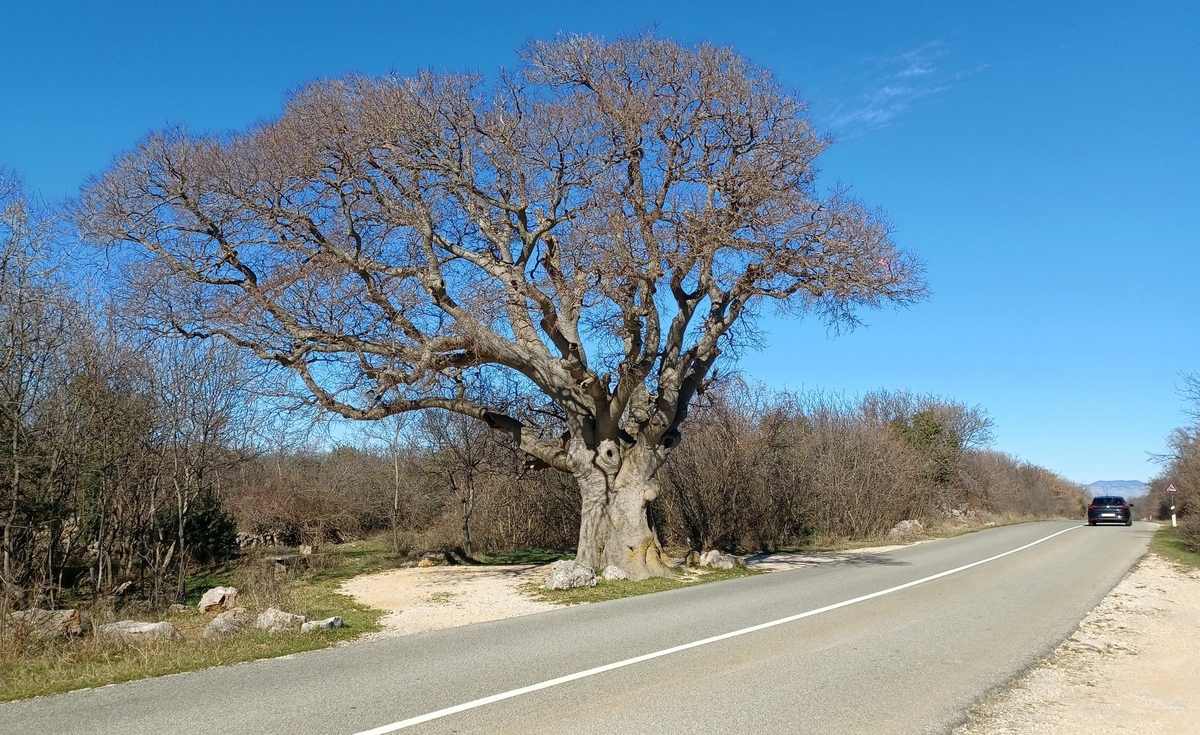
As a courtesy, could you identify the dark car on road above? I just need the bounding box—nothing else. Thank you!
[1087,496,1132,526]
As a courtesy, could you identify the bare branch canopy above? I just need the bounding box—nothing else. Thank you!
[80,33,926,577]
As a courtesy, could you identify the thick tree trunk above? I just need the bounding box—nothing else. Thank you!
[574,442,674,580]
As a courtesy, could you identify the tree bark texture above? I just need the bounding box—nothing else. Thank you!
[572,441,672,579]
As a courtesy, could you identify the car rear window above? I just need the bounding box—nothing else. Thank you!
[1093,497,1125,505]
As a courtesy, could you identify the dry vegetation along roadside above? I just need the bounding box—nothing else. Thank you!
[0,515,1085,704]
[2,527,954,701]
[0,542,395,703]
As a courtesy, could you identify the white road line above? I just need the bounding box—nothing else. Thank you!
[353,524,1081,735]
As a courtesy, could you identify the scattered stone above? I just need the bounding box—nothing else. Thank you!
[270,554,308,572]
[201,614,243,638]
[698,550,739,570]
[9,608,83,639]
[685,550,702,568]
[215,606,251,623]
[236,531,283,548]
[253,607,306,633]
[111,580,135,597]
[98,620,182,642]
[198,585,239,613]
[301,616,344,633]
[299,544,315,556]
[167,603,189,614]
[544,560,597,590]
[887,519,925,540]
[418,551,454,567]
[601,565,630,581]
[945,507,980,528]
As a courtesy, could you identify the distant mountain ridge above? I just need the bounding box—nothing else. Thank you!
[1086,480,1149,498]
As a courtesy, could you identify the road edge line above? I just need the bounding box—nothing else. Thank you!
[353,524,1081,734]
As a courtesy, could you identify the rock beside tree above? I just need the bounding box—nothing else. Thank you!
[699,550,741,570]
[544,561,597,590]
[601,565,630,581]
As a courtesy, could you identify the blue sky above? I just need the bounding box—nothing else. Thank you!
[2,0,1196,483]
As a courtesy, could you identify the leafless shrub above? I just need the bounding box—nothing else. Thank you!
[1151,376,1200,528]
[658,382,1084,553]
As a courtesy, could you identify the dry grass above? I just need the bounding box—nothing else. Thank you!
[0,541,409,703]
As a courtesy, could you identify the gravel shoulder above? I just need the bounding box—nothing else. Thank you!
[339,541,922,638]
[339,564,557,638]
[956,552,1200,734]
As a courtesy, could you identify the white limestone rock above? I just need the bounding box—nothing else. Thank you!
[544,560,597,590]
[601,565,630,581]
[9,608,83,639]
[99,620,182,642]
[301,616,344,633]
[253,607,307,633]
[198,586,239,613]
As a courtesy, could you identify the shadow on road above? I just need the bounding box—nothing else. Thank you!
[744,550,912,571]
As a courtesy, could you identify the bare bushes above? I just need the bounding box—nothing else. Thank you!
[222,436,580,559]
[959,449,1087,519]
[465,469,580,553]
[799,407,924,541]
[0,175,250,609]
[1154,374,1200,550]
[222,382,1083,559]
[227,446,395,548]
[657,382,1085,552]
[659,387,924,551]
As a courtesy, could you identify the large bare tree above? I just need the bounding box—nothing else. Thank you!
[80,35,924,578]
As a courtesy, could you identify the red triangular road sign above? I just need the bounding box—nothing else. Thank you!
[1165,482,1178,493]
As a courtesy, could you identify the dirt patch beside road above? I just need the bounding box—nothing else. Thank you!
[339,564,556,639]
[340,542,924,639]
[957,553,1200,734]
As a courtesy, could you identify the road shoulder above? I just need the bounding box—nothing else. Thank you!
[339,541,923,638]
[956,551,1200,734]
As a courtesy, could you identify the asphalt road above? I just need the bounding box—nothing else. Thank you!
[0,520,1155,735]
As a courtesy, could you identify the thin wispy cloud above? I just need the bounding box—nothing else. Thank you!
[819,42,986,135]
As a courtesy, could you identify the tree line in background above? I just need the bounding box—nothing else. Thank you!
[1,164,1088,611]
[1,170,251,609]
[226,381,1088,563]
[1152,374,1200,552]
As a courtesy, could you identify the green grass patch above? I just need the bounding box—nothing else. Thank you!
[524,565,763,606]
[1149,524,1200,570]
[475,548,574,565]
